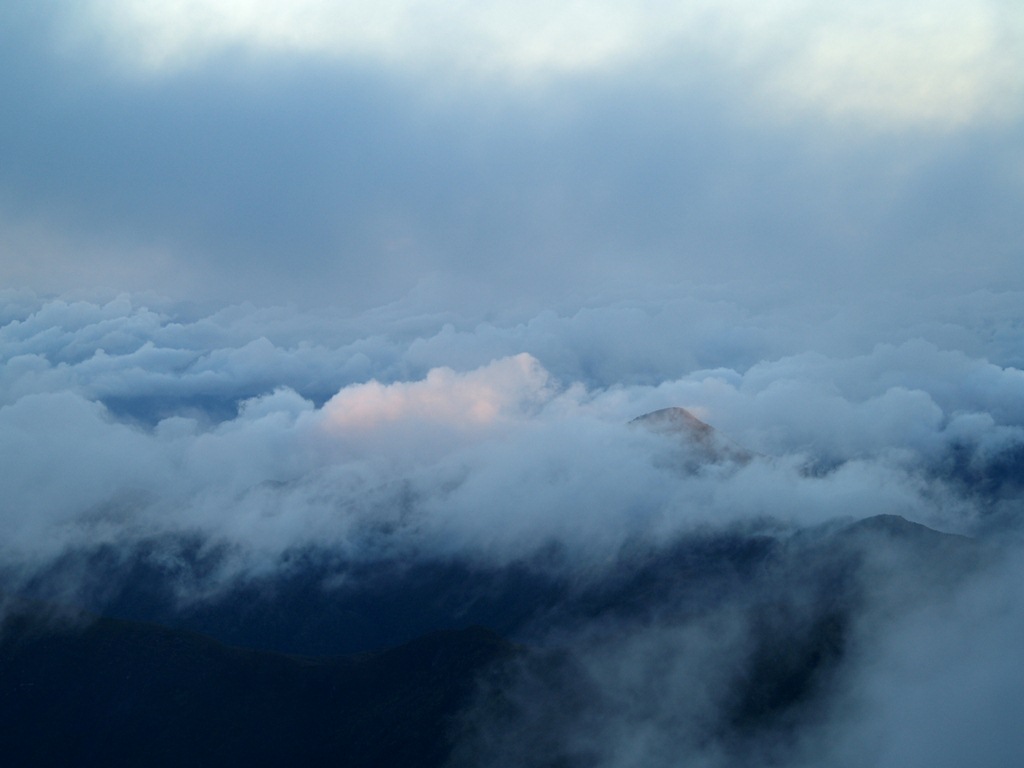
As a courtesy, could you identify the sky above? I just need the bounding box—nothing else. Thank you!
[2,0,1022,309]
[2,2,1024,766]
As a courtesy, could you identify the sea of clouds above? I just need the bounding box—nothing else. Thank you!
[2,286,1021,579]
[3,287,1023,766]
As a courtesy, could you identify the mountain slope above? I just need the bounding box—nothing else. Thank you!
[0,612,512,768]
[1,511,982,767]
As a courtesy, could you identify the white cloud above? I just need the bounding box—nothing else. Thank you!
[0,292,1021,580]
[322,352,552,433]
[71,0,1024,128]
[76,0,685,77]
[758,0,1023,128]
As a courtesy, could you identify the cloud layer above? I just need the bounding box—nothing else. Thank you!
[2,3,1022,309]
[72,1,1024,129]
[2,291,1021,590]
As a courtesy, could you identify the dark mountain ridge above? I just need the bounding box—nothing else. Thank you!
[0,408,990,767]
[0,610,512,767]
[0,510,982,767]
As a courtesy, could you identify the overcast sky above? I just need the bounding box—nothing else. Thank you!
[2,0,1022,311]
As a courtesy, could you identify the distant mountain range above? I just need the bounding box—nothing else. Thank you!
[0,409,984,767]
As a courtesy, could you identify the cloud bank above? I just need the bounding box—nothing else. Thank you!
[2,291,1021,588]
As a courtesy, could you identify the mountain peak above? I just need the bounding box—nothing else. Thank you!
[630,407,752,467]
[630,407,714,438]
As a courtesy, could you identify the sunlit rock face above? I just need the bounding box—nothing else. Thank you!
[631,407,754,470]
